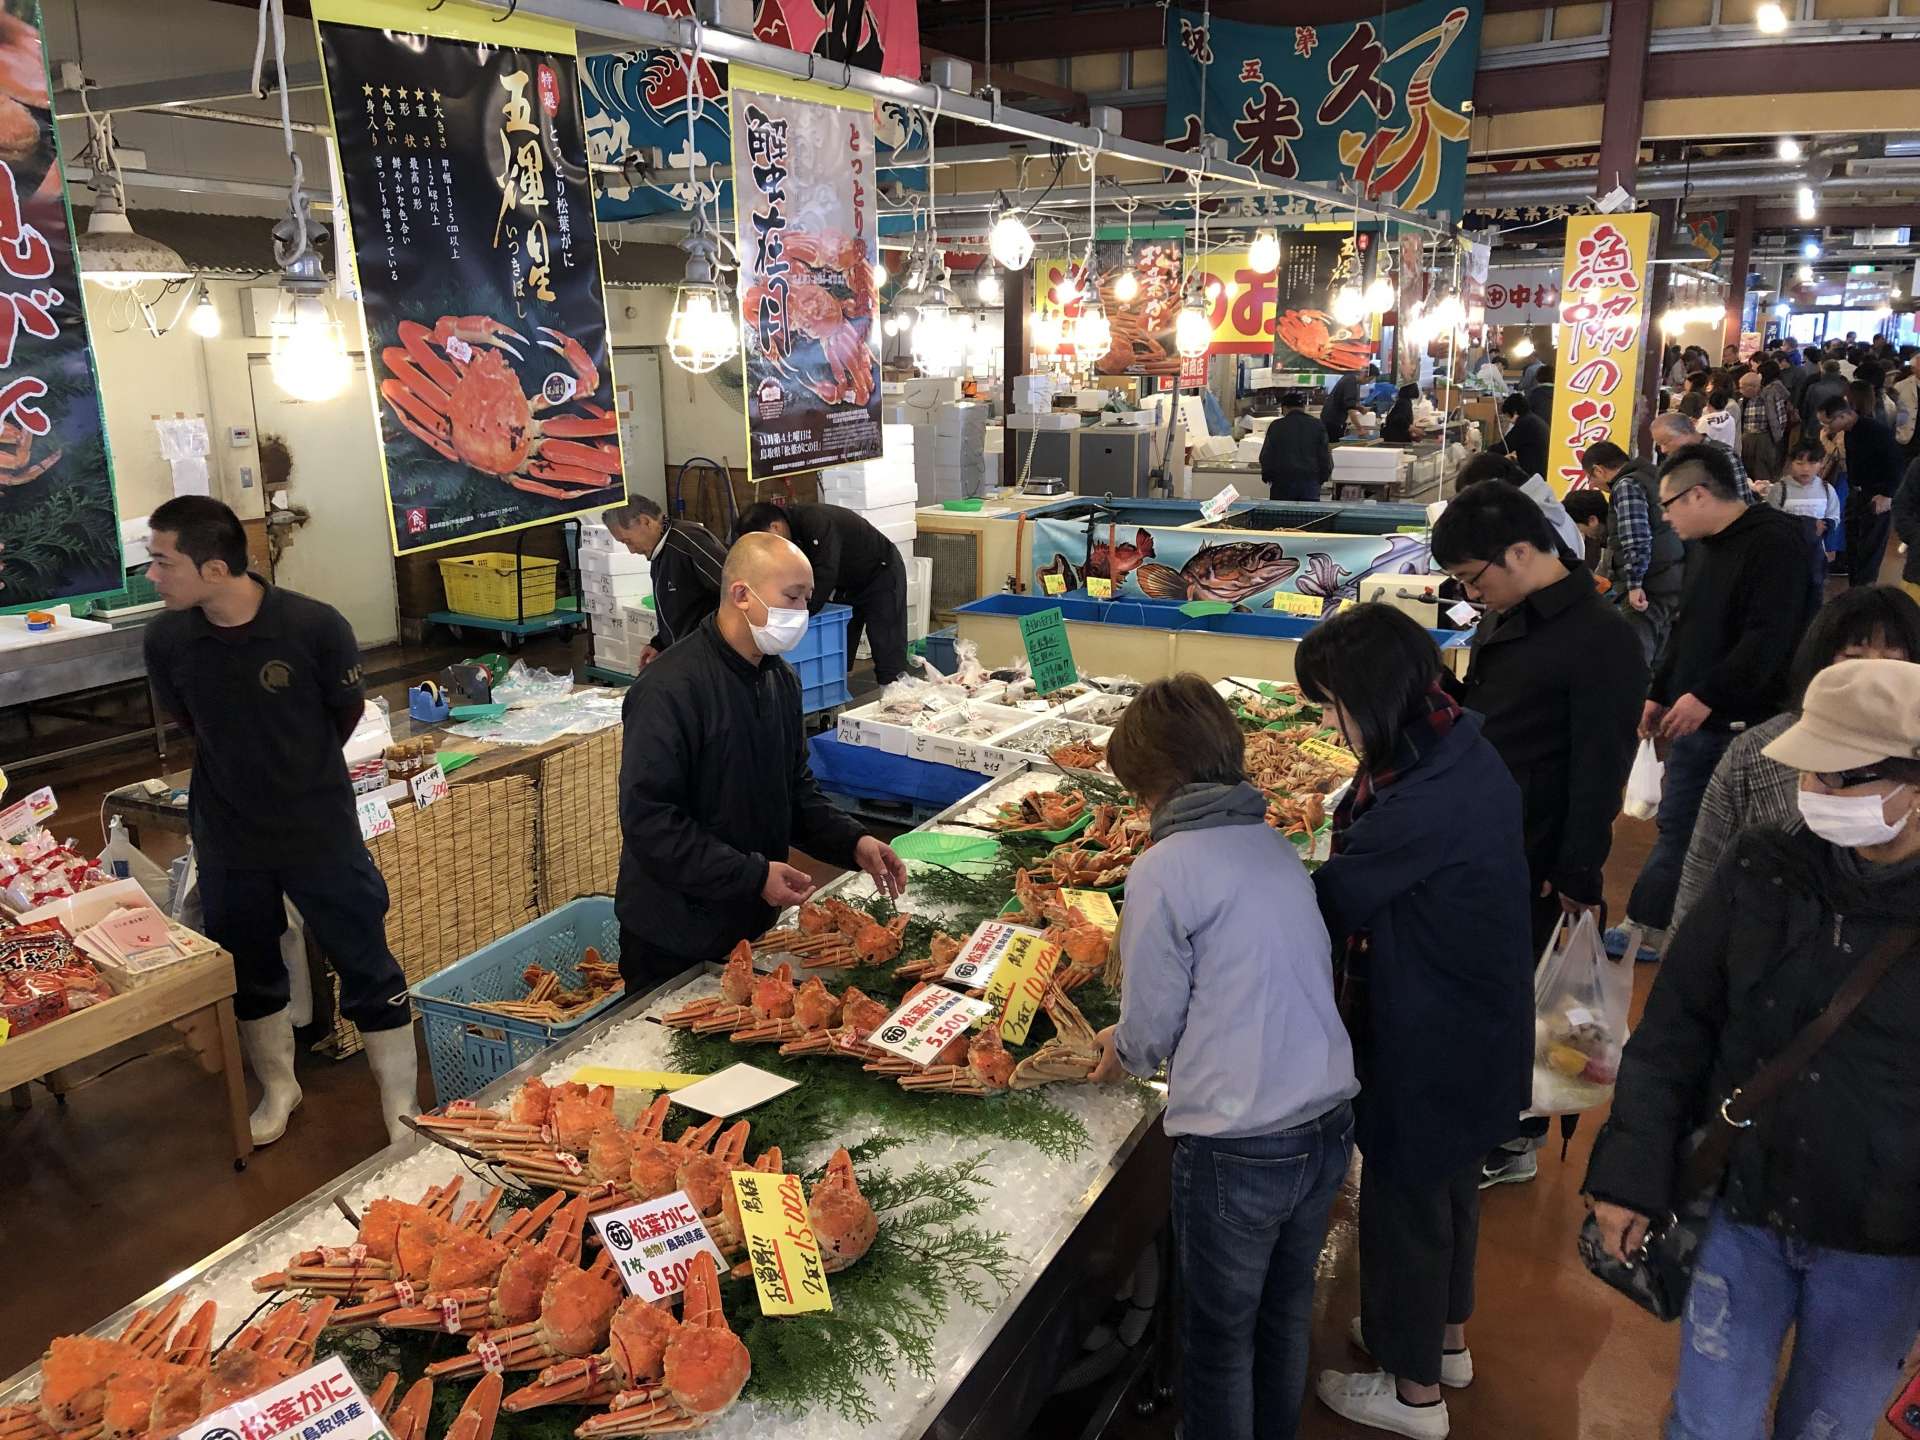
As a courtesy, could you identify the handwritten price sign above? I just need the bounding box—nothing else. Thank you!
[731,1170,832,1316]
[592,1189,725,1301]
[985,931,1062,1043]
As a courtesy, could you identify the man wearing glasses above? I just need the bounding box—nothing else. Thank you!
[1609,444,1815,962]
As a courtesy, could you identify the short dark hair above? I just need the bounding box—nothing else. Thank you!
[150,496,249,576]
[1817,394,1852,419]
[1499,392,1530,418]
[1790,439,1826,462]
[1455,451,1531,488]
[1580,439,1631,475]
[604,495,662,528]
[1657,441,1741,501]
[1431,479,1560,567]
[1788,585,1920,705]
[732,500,795,544]
[1294,604,1443,772]
[1562,489,1609,527]
[1281,389,1307,409]
[1532,364,1555,385]
[1105,673,1245,805]
[1706,390,1731,411]
[1759,360,1782,383]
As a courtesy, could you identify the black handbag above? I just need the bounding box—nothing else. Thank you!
[1580,924,1915,1322]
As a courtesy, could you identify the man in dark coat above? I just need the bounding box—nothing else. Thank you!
[614,533,907,991]
[605,496,727,669]
[734,500,912,685]
[1488,392,1549,479]
[1819,393,1904,586]
[1322,370,1361,442]
[1258,389,1334,501]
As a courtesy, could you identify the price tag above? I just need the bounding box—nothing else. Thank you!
[0,785,56,841]
[1041,572,1066,596]
[355,794,396,842]
[730,1170,833,1315]
[1446,600,1480,627]
[941,920,1046,990]
[1271,590,1323,618]
[869,984,994,1065]
[1199,484,1240,523]
[409,763,450,811]
[593,1189,726,1301]
[984,931,1062,1043]
[1085,576,1112,599]
[569,1067,706,1091]
[1018,606,1078,695]
[176,1358,378,1440]
[1299,738,1359,774]
[1059,888,1119,932]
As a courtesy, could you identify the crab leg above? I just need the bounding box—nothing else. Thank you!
[532,437,622,471]
[539,413,620,438]
[536,328,601,394]
[370,1376,435,1440]
[509,475,617,502]
[0,447,59,487]
[164,1303,218,1368]
[118,1295,188,1359]
[444,1373,503,1440]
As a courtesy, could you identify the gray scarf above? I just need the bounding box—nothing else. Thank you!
[1148,781,1270,842]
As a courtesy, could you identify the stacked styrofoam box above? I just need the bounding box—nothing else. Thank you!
[1004,410,1078,430]
[925,401,987,504]
[578,532,649,672]
[1010,373,1057,414]
[907,555,932,642]
[819,422,918,575]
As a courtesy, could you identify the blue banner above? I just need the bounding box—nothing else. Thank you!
[1164,0,1482,221]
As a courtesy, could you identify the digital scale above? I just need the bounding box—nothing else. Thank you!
[1021,475,1069,496]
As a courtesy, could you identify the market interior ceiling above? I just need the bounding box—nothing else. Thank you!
[46,0,1920,281]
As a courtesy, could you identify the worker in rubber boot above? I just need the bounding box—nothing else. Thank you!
[142,496,417,1149]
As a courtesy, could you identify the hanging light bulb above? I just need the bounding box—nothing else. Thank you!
[1112,267,1140,303]
[187,284,222,339]
[872,255,891,291]
[1798,264,1815,283]
[666,213,739,374]
[882,316,900,338]
[1797,186,1817,221]
[913,265,960,373]
[1031,308,1063,354]
[1205,277,1224,303]
[1778,136,1803,161]
[989,195,1035,271]
[1331,284,1367,328]
[1175,282,1212,360]
[267,193,348,400]
[1510,335,1535,359]
[895,306,915,333]
[1074,273,1111,365]
[1247,226,1281,274]
[975,262,1003,307]
[1755,0,1788,32]
[1363,273,1394,313]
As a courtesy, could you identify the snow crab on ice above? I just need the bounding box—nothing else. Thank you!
[660,942,757,1031]
[1011,986,1104,1090]
[898,1027,1018,1096]
[426,1253,622,1378]
[378,1194,591,1336]
[778,983,894,1061]
[378,316,621,500]
[572,1252,750,1436]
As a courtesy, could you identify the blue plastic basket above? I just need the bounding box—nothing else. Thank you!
[789,601,853,714]
[413,897,623,1103]
[922,626,958,675]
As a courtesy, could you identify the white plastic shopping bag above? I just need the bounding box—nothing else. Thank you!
[1623,738,1663,820]
[1526,911,1634,1116]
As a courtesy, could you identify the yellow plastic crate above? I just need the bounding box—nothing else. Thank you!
[437,552,561,620]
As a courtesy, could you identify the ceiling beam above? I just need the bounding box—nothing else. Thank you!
[923,47,1086,109]
[1753,201,1920,228]
[51,63,324,119]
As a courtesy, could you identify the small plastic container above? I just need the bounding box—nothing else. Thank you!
[787,602,853,714]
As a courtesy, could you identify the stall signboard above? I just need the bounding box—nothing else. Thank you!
[1034,246,1285,359]
[592,1188,725,1301]
[1032,519,1433,611]
[730,68,881,479]
[941,920,1047,990]
[1088,235,1184,377]
[178,1358,377,1440]
[0,1,120,610]
[316,1,626,555]
[1394,231,1425,380]
[1544,213,1654,497]
[729,1169,833,1315]
[750,0,920,80]
[1163,0,1483,218]
[1481,267,1561,326]
[1018,606,1078,694]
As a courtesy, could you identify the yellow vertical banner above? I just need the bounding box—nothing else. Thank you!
[1544,212,1656,497]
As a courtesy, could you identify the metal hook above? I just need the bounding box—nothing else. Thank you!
[490,0,517,21]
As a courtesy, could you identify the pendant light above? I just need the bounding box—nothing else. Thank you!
[667,211,738,374]
[1175,273,1212,360]
[975,260,1003,307]
[989,192,1035,271]
[1113,268,1140,303]
[187,284,222,338]
[78,114,190,290]
[1248,226,1281,274]
[1071,160,1111,367]
[1331,284,1367,328]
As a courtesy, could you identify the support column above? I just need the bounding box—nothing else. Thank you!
[1596,0,1653,194]
[1723,194,1755,359]
[1639,198,1678,459]
[1002,263,1027,489]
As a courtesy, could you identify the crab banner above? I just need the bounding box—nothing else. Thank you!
[1164,0,1482,220]
[730,68,881,481]
[316,0,625,555]
[0,0,119,611]
[1544,212,1654,498]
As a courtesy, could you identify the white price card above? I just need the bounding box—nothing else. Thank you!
[410,763,450,811]
[868,984,994,1066]
[1199,484,1240,523]
[593,1189,726,1301]
[1446,600,1480,627]
[178,1357,377,1440]
[941,920,1048,990]
[355,794,396,842]
[669,1062,798,1118]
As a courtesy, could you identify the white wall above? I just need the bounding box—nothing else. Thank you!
[605,288,749,471]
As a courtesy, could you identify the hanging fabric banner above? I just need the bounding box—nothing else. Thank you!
[749,0,921,80]
[0,1,119,609]
[1163,0,1483,220]
[1035,249,1280,358]
[1546,212,1655,497]
[1393,231,1425,382]
[1268,232,1374,373]
[315,0,625,556]
[730,68,880,480]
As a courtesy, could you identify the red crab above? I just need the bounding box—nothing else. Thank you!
[378,316,622,500]
[743,231,876,408]
[1274,309,1375,373]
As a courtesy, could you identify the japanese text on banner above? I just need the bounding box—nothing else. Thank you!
[730,1170,833,1315]
[1544,213,1653,498]
[178,1359,375,1440]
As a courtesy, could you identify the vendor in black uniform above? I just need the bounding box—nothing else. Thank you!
[603,495,727,670]
[614,532,909,991]
[733,500,911,685]
[1259,389,1334,502]
[141,497,417,1149]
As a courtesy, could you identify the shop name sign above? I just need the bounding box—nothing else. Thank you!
[179,1359,376,1440]
[868,984,993,1065]
[592,1188,725,1301]
[1544,213,1654,498]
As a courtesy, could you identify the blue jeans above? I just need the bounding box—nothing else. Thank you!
[1667,1209,1920,1440]
[1172,1101,1354,1440]
[1627,728,1735,930]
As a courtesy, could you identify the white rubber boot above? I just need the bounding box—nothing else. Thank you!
[238,1010,303,1145]
[362,1024,420,1146]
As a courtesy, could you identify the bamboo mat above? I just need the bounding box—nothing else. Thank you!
[536,727,620,909]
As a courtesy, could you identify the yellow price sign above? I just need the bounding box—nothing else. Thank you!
[985,932,1061,1043]
[1041,572,1066,596]
[1300,737,1359,773]
[1086,576,1113,599]
[729,1170,833,1315]
[1271,590,1323,618]
[1059,888,1118,933]
[571,1067,708,1091]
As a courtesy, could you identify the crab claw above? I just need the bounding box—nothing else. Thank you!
[445,1373,503,1440]
[537,328,601,394]
[433,315,526,360]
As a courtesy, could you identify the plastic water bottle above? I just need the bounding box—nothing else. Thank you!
[107,814,131,878]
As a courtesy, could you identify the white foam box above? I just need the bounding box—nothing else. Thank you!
[901,377,961,410]
[583,591,623,620]
[578,520,618,551]
[1333,445,1411,473]
[883,423,916,457]
[579,546,649,576]
[1006,410,1079,430]
[985,424,1005,455]
[909,702,1034,771]
[834,699,924,755]
[936,402,988,437]
[874,514,917,545]
[594,633,635,673]
[623,602,660,645]
[894,539,917,573]
[860,502,917,532]
[820,467,918,510]
[581,569,652,604]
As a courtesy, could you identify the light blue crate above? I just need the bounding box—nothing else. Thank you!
[789,601,853,714]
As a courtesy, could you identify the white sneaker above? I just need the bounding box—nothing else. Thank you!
[1348,1316,1474,1388]
[1317,1370,1450,1438]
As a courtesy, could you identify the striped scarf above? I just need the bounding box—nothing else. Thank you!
[1330,682,1463,853]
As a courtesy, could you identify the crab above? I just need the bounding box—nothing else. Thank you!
[379,1195,591,1336]
[662,942,759,1031]
[779,984,895,1061]
[366,1376,436,1440]
[1011,986,1104,1090]
[1049,920,1113,992]
[426,1255,622,1378]
[503,1294,680,1413]
[993,789,1087,833]
[894,930,967,982]
[378,316,621,501]
[253,1180,472,1300]
[0,419,60,489]
[1274,309,1376,373]
[1049,741,1107,772]
[743,230,876,408]
[730,975,841,1045]
[674,1121,752,1217]
[808,1147,879,1273]
[898,1027,1018,1097]
[572,1252,750,1436]
[704,1146,786,1268]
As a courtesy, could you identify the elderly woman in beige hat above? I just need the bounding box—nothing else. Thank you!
[1583,657,1920,1440]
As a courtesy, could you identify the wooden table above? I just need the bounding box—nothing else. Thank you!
[1,948,253,1170]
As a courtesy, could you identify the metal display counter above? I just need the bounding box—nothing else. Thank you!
[0,613,169,768]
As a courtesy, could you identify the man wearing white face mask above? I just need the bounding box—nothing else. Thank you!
[1585,657,1920,1440]
[613,532,908,992]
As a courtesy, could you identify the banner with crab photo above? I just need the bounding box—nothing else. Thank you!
[0,0,120,611]
[730,68,881,481]
[315,0,625,555]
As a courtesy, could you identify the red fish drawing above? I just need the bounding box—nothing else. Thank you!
[1085,528,1156,582]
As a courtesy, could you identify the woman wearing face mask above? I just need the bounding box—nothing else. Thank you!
[1293,605,1535,1440]
[1585,658,1920,1440]
[1670,585,1920,933]
[1086,674,1358,1440]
